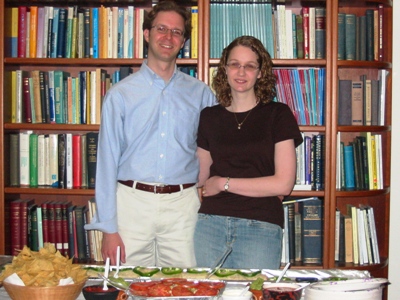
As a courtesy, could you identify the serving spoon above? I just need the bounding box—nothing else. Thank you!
[114,246,121,278]
[103,257,110,291]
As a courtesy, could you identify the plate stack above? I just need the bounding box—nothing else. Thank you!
[304,278,388,300]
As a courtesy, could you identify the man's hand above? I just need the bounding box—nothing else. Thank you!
[102,232,126,265]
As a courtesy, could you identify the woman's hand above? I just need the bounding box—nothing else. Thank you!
[202,176,224,196]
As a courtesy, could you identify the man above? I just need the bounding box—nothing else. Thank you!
[85,1,216,267]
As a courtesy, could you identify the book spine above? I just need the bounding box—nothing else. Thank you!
[54,202,63,252]
[57,8,67,58]
[29,6,38,58]
[67,205,76,258]
[41,201,50,243]
[10,200,22,256]
[84,8,91,58]
[302,7,310,59]
[61,202,70,257]
[315,8,326,59]
[65,7,74,58]
[191,6,199,59]
[343,144,355,189]
[47,7,54,58]
[351,81,364,125]
[74,206,87,260]
[86,132,99,188]
[345,14,356,60]
[72,135,82,188]
[48,202,56,247]
[365,9,374,61]
[51,8,59,58]
[58,133,66,188]
[30,205,39,251]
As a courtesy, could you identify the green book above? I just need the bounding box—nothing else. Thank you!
[29,133,38,187]
[30,204,39,251]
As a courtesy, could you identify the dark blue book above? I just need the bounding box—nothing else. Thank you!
[365,9,374,61]
[79,71,87,124]
[343,144,355,190]
[57,8,67,58]
[299,198,323,264]
[312,134,325,191]
[83,8,90,58]
[345,14,356,60]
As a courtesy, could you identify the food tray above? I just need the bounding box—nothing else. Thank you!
[129,279,226,300]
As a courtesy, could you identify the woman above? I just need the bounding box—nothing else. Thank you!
[194,36,303,269]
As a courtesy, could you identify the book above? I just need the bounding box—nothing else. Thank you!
[295,15,304,59]
[87,132,99,189]
[57,8,67,58]
[338,80,352,125]
[10,199,23,256]
[308,7,315,59]
[299,198,323,264]
[365,9,374,61]
[66,133,73,188]
[36,205,44,249]
[294,212,302,262]
[47,201,57,247]
[61,201,71,257]
[337,13,345,60]
[345,14,356,60]
[334,209,340,261]
[58,133,67,188]
[343,144,355,190]
[5,7,19,57]
[18,6,28,58]
[74,205,87,260]
[19,131,31,186]
[46,7,54,58]
[191,7,199,59]
[72,135,82,188]
[338,213,345,263]
[67,204,77,258]
[27,133,38,187]
[312,134,324,191]
[54,201,63,252]
[29,6,38,58]
[359,16,367,61]
[344,214,354,263]
[315,8,326,59]
[29,204,39,251]
[366,206,380,264]
[31,70,42,124]
[9,133,20,187]
[351,80,363,125]
[378,4,384,61]
[301,7,310,59]
[80,134,88,188]
[287,203,295,263]
[65,7,74,58]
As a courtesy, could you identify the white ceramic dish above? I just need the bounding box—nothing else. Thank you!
[308,278,388,291]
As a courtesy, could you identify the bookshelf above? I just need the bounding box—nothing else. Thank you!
[0,0,392,284]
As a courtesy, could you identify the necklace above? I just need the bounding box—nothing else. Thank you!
[233,102,258,130]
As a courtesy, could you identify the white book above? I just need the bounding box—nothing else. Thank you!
[378,69,388,125]
[66,133,73,188]
[19,131,32,186]
[127,6,134,58]
[15,70,24,123]
[37,134,45,185]
[281,205,289,264]
[309,7,316,59]
[277,5,287,58]
[357,207,368,265]
[107,7,113,58]
[90,71,97,124]
[77,12,84,58]
[361,207,373,264]
[285,9,293,59]
[36,7,45,58]
[44,134,50,185]
[42,7,50,58]
[49,133,59,187]
[123,7,129,58]
[367,206,380,264]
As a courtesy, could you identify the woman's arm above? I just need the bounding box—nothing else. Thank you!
[202,139,297,197]
[197,147,212,187]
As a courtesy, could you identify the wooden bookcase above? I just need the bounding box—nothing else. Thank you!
[0,0,392,282]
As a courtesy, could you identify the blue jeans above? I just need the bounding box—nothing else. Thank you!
[194,214,282,269]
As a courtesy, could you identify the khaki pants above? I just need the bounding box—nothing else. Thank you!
[116,182,200,267]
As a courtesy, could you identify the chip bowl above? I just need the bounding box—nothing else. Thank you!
[2,280,86,300]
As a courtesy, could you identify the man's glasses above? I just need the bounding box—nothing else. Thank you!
[151,25,184,37]
[226,62,259,72]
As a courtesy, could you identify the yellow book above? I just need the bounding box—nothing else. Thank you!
[370,135,378,189]
[10,71,17,123]
[344,214,354,263]
[29,6,38,58]
[5,7,19,57]
[191,6,198,59]
[71,6,78,58]
[347,204,359,264]
[31,70,42,123]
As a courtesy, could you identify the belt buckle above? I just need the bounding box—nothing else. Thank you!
[154,184,166,193]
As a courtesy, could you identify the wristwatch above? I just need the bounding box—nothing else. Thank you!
[224,177,230,192]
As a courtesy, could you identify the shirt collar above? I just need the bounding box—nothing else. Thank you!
[141,60,179,86]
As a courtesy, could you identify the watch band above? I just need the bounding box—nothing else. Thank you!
[224,177,230,192]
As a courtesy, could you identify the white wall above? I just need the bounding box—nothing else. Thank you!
[388,1,400,298]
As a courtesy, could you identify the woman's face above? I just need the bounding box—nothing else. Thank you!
[225,45,261,95]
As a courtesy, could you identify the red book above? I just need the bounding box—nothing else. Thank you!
[10,199,23,256]
[41,200,50,243]
[73,208,78,258]
[61,201,71,257]
[18,6,27,58]
[302,7,310,59]
[20,199,35,250]
[22,76,32,123]
[72,135,82,188]
[47,201,56,247]
[54,201,63,252]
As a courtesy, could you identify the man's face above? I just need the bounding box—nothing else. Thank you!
[144,11,186,63]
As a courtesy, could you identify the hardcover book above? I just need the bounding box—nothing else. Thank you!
[299,198,323,264]
[87,132,99,189]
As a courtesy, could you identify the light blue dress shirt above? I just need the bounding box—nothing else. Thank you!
[85,61,216,233]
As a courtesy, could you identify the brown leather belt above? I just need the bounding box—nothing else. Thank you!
[118,180,195,194]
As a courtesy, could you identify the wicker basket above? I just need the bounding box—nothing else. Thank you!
[2,280,86,300]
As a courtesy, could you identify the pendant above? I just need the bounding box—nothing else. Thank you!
[238,125,241,129]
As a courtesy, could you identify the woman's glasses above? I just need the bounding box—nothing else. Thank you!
[226,62,259,72]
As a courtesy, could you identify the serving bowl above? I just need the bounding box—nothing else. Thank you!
[3,281,86,300]
[82,284,120,300]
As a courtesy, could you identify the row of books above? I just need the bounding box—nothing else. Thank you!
[8,198,103,262]
[209,4,326,60]
[334,204,380,265]
[8,132,99,189]
[338,5,384,61]
[337,132,383,191]
[281,197,323,265]
[294,134,325,192]
[274,68,325,126]
[4,6,199,59]
[7,68,130,125]
[338,70,389,126]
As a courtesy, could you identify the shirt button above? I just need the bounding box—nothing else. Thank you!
[160,154,164,158]
[162,111,166,116]
[161,133,165,138]
[159,175,163,180]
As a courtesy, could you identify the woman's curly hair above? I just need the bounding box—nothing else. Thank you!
[212,36,276,107]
